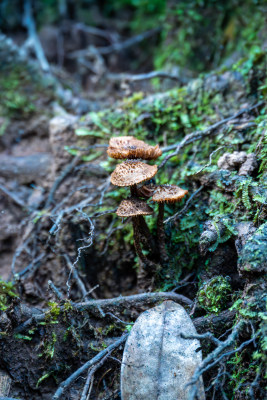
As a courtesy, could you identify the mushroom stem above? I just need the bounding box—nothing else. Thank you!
[137,215,156,253]
[133,217,156,272]
[130,184,138,197]
[157,203,169,264]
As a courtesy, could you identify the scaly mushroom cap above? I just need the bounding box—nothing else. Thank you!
[107,136,162,160]
[116,198,154,217]
[110,161,158,187]
[152,185,188,203]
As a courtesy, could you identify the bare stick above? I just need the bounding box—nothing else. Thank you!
[159,101,264,168]
[45,155,80,209]
[14,298,230,334]
[70,27,160,58]
[80,353,110,400]
[76,291,193,309]
[186,321,260,400]
[22,0,50,72]
[181,331,222,346]
[52,334,128,400]
[48,280,64,301]
[0,183,28,209]
[192,145,234,175]
[107,71,180,82]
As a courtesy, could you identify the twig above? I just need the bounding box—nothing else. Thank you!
[159,101,264,168]
[0,183,28,209]
[70,27,160,58]
[80,353,110,400]
[15,252,45,279]
[63,254,89,300]
[14,300,234,335]
[52,334,128,400]
[192,145,234,175]
[22,0,50,72]
[107,71,180,82]
[76,291,193,310]
[248,362,262,400]
[45,155,80,209]
[0,397,22,400]
[106,312,133,326]
[49,184,106,235]
[90,209,117,218]
[66,144,108,152]
[75,23,117,43]
[14,291,192,333]
[81,285,99,300]
[187,321,260,400]
[181,331,222,346]
[63,254,105,317]
[48,280,64,300]
[164,186,203,224]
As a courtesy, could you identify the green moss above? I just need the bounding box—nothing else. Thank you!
[0,278,18,311]
[39,331,57,359]
[0,66,37,117]
[197,276,231,313]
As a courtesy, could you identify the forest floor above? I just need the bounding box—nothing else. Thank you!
[0,5,266,400]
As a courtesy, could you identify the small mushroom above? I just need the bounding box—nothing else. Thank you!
[116,198,156,270]
[107,136,162,160]
[110,160,158,196]
[152,185,188,264]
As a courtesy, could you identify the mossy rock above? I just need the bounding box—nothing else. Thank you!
[238,222,267,275]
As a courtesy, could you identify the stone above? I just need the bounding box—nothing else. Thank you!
[121,300,205,400]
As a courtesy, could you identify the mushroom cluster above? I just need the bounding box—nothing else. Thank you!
[107,136,188,278]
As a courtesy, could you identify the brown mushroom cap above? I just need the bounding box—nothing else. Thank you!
[116,198,154,217]
[110,161,158,187]
[152,185,188,203]
[107,136,162,160]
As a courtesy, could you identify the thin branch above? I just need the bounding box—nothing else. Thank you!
[22,0,50,72]
[0,183,28,210]
[80,353,110,400]
[192,145,234,175]
[15,252,46,279]
[69,27,160,58]
[14,291,192,333]
[187,321,260,400]
[159,101,264,168]
[66,144,108,152]
[107,71,180,82]
[181,331,222,346]
[45,155,80,209]
[52,334,128,400]
[48,280,64,300]
[74,23,117,43]
[164,186,203,224]
[76,291,193,310]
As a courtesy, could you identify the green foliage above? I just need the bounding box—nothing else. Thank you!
[0,278,18,311]
[197,276,231,313]
[43,301,61,324]
[0,67,37,117]
[36,372,52,388]
[13,333,32,341]
[39,331,57,359]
